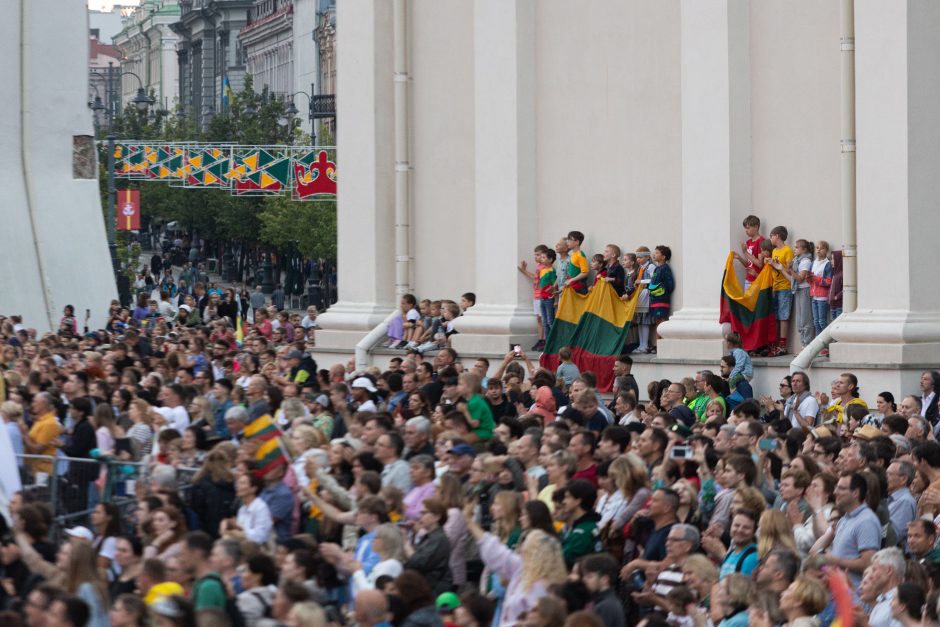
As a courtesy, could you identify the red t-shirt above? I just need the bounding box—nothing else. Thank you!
[744,236,765,282]
[572,463,598,487]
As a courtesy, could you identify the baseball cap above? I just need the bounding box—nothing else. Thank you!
[287,349,304,360]
[351,376,377,393]
[145,581,186,607]
[436,591,461,612]
[64,526,94,541]
[448,443,476,458]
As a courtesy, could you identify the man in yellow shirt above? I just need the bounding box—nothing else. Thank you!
[768,225,794,356]
[25,392,61,475]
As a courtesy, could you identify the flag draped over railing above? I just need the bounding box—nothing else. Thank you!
[539,281,639,392]
[718,251,777,351]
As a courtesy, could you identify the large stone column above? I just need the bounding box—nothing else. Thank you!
[315,0,397,350]
[829,0,940,366]
[0,0,118,331]
[450,0,539,354]
[657,0,751,360]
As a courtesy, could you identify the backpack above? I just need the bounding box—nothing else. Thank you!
[200,573,247,627]
[250,591,273,619]
[734,545,758,573]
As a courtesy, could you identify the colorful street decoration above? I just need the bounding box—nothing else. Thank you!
[108,141,337,201]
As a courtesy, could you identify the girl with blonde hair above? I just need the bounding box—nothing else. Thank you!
[606,453,653,530]
[757,509,798,558]
[465,501,566,626]
[491,490,523,548]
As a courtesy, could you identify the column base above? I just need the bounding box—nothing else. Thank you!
[829,310,940,365]
[450,303,538,355]
[315,300,395,351]
[655,307,727,360]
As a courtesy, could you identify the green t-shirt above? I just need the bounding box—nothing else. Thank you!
[468,394,495,440]
[192,573,228,611]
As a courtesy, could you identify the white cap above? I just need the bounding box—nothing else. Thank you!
[65,526,94,541]
[351,376,377,393]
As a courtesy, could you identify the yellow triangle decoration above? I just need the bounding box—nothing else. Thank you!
[147,152,158,164]
[243,153,259,171]
[159,166,170,178]
[189,155,203,168]
[205,172,218,185]
[211,148,222,158]
[260,171,277,188]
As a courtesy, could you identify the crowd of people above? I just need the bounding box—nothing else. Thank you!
[0,243,934,627]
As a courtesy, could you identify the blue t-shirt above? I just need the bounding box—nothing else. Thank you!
[719,543,759,579]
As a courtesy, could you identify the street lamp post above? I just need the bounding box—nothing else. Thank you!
[90,62,154,305]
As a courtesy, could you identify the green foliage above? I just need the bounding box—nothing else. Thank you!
[115,231,141,282]
[259,196,337,260]
[99,76,335,261]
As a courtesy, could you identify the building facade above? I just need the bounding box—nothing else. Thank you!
[239,0,294,98]
[113,0,181,114]
[172,0,252,129]
[315,0,940,396]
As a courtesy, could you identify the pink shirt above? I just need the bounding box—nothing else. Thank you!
[403,482,437,521]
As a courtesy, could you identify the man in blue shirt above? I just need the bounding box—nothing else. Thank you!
[260,465,296,542]
[826,472,881,587]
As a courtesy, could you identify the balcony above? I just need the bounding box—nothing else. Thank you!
[311,94,335,119]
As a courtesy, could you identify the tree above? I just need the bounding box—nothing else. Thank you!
[99,76,336,265]
[259,196,337,261]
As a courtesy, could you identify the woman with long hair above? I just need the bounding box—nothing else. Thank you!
[348,523,405,597]
[109,536,144,599]
[177,426,207,468]
[144,506,187,560]
[110,593,149,627]
[437,471,470,588]
[520,500,556,539]
[465,500,567,626]
[491,490,523,548]
[126,399,154,458]
[757,509,798,558]
[64,541,110,627]
[188,448,237,538]
[90,502,123,576]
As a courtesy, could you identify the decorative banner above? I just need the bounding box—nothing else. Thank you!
[184,146,231,189]
[116,189,140,231]
[227,147,291,196]
[102,141,337,200]
[292,149,337,199]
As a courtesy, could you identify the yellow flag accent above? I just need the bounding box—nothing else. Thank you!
[260,171,277,188]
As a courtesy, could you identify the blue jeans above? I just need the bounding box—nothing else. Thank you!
[538,298,556,339]
[811,299,830,335]
[831,306,842,321]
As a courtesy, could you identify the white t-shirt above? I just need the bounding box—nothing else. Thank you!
[789,395,821,429]
[811,258,831,300]
[238,498,273,544]
[154,405,190,432]
[795,256,812,289]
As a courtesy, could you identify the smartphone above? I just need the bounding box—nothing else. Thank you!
[758,438,779,451]
[513,344,522,356]
[670,446,693,460]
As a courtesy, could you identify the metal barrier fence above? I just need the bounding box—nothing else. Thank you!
[15,454,199,541]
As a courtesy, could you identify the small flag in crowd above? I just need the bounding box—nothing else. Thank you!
[243,413,290,477]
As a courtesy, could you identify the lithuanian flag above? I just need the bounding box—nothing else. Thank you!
[244,414,291,477]
[539,281,639,392]
[718,252,777,351]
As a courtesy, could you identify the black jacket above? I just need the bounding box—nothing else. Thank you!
[404,526,452,598]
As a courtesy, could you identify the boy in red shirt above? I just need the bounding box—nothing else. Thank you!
[734,214,765,289]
